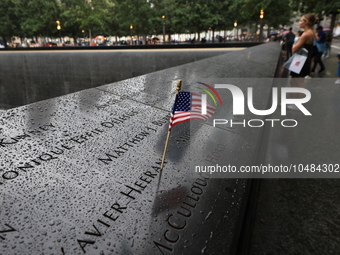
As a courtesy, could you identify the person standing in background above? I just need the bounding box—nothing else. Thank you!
[288,13,316,105]
[294,31,304,44]
[311,26,326,74]
[291,14,315,79]
[323,32,332,58]
[284,27,296,60]
[335,53,340,84]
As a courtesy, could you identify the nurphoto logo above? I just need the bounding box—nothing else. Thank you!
[199,84,312,128]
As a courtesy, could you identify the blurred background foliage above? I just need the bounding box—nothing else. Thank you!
[0,0,339,45]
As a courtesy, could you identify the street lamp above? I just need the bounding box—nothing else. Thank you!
[260,9,264,19]
[234,21,238,40]
[56,20,61,45]
[259,9,264,42]
[162,15,166,44]
[81,30,85,45]
[130,25,133,45]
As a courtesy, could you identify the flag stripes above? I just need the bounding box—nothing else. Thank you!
[168,92,215,130]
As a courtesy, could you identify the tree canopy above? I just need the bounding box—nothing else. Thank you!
[0,0,339,47]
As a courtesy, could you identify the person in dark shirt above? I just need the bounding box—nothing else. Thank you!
[284,27,295,60]
[311,26,326,74]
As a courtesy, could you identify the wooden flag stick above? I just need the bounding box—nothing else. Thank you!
[160,80,182,170]
[160,130,171,170]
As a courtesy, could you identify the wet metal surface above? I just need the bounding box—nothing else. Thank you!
[0,43,281,254]
[0,49,238,110]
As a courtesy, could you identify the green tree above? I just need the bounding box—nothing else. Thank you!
[115,0,156,43]
[171,0,213,39]
[60,0,110,44]
[204,0,236,41]
[0,0,19,47]
[151,0,182,40]
[2,0,339,46]
[14,0,61,40]
[291,0,340,16]
[60,0,85,43]
[104,0,124,42]
[231,0,293,40]
[291,0,340,34]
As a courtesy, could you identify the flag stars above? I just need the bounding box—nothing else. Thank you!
[175,92,191,111]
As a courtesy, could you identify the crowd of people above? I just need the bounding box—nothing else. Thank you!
[281,13,338,111]
[281,16,333,80]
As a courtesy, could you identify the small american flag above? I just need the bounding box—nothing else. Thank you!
[168,92,215,130]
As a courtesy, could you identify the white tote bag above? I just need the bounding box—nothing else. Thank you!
[288,54,307,74]
[283,48,308,74]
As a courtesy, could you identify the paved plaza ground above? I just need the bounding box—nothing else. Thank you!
[251,40,340,255]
